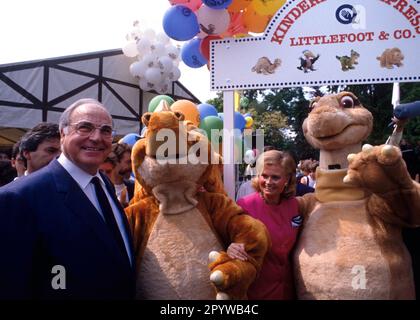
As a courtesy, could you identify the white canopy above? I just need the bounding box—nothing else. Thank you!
[0,49,200,147]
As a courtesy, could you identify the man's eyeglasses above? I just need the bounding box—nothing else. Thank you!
[67,121,115,139]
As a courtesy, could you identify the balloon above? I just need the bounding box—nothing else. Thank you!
[203,0,233,10]
[122,41,138,57]
[244,149,258,165]
[245,116,253,128]
[222,11,248,37]
[144,67,162,85]
[242,7,272,33]
[240,96,250,107]
[199,115,224,142]
[234,111,246,132]
[151,42,166,57]
[227,0,252,13]
[163,5,200,41]
[119,133,141,147]
[198,103,218,121]
[170,99,200,126]
[169,0,202,11]
[166,44,181,60]
[136,37,152,56]
[155,80,171,94]
[142,28,156,41]
[156,32,171,45]
[197,6,230,36]
[140,126,148,138]
[181,38,208,68]
[199,35,222,61]
[217,112,224,120]
[148,95,175,112]
[251,0,286,16]
[168,66,181,81]
[157,56,174,73]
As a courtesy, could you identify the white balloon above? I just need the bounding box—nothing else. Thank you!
[145,67,162,84]
[143,28,156,41]
[129,61,143,77]
[139,78,148,91]
[126,27,142,41]
[156,80,171,94]
[141,53,157,68]
[166,45,180,60]
[168,66,181,81]
[156,32,170,45]
[136,37,152,56]
[135,60,149,78]
[122,41,138,57]
[197,6,230,35]
[157,56,173,73]
[150,42,166,57]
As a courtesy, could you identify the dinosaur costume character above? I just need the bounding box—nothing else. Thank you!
[294,91,420,299]
[125,107,270,300]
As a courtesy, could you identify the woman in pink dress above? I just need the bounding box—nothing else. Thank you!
[228,150,302,300]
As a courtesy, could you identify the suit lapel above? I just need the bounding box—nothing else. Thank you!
[50,160,132,269]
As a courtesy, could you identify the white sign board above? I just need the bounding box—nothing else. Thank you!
[211,0,420,90]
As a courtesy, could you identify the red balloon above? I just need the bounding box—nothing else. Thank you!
[199,35,222,61]
[168,0,202,11]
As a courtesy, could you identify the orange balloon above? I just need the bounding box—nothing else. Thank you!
[251,0,286,16]
[170,99,200,127]
[228,0,253,13]
[242,6,272,33]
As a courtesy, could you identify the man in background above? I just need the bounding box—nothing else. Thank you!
[19,122,61,175]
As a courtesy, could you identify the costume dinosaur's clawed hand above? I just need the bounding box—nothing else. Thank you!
[344,144,414,195]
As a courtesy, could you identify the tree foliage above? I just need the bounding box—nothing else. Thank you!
[206,82,420,163]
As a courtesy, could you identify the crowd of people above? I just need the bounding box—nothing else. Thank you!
[0,97,419,300]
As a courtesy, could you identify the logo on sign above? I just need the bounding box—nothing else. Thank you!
[336,4,358,25]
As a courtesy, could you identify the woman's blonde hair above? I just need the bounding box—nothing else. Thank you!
[251,150,297,199]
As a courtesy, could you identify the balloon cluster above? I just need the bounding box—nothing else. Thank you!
[163,0,287,69]
[122,21,182,94]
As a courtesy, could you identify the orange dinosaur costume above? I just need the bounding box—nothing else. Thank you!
[125,106,270,300]
[294,91,420,299]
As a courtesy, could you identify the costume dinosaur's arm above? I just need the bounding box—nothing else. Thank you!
[345,144,420,226]
[199,192,270,299]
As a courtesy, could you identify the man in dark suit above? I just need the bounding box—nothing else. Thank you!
[0,98,135,299]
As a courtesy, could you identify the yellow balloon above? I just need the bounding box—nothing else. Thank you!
[251,0,286,16]
[242,7,272,33]
[170,99,200,127]
[245,116,253,128]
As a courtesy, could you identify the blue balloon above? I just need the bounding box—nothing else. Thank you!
[234,111,246,132]
[181,38,207,68]
[198,103,218,121]
[163,5,199,41]
[203,0,233,10]
[119,133,141,147]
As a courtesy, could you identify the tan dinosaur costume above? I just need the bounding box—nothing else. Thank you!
[125,106,270,300]
[294,91,420,299]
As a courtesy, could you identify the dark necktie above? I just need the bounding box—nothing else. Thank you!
[91,176,128,261]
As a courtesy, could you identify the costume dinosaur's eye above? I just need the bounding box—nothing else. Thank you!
[340,96,355,108]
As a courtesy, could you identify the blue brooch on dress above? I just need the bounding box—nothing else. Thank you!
[291,215,303,228]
